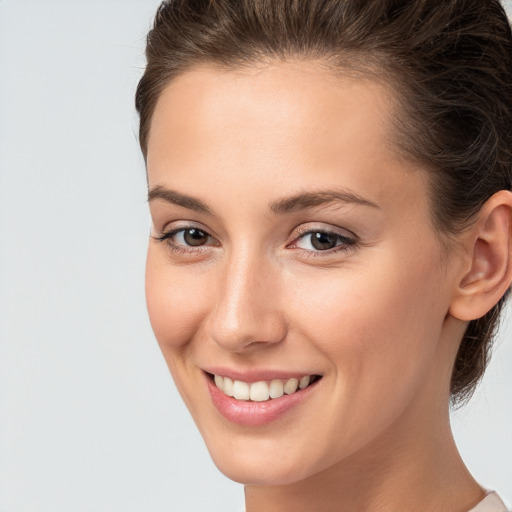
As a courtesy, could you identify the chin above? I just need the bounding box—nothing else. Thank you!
[210,451,315,486]
[199,428,330,486]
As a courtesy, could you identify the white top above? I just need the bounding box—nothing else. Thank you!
[470,492,509,512]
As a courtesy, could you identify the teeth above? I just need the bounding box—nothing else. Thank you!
[269,379,284,399]
[233,380,250,400]
[284,378,299,394]
[299,375,310,389]
[249,381,270,402]
[223,377,234,397]
[213,374,316,401]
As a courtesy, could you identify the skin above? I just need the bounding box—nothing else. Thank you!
[144,60,512,511]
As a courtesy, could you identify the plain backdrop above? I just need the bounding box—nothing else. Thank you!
[0,1,511,511]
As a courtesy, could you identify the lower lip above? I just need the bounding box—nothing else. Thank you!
[205,374,320,427]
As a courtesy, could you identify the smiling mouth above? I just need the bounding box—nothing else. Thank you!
[206,372,322,402]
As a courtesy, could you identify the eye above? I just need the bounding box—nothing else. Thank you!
[154,226,218,252]
[175,227,210,247]
[292,229,357,253]
[299,231,339,251]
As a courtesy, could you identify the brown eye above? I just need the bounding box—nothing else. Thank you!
[293,228,357,254]
[155,226,216,250]
[183,228,209,246]
[310,232,338,251]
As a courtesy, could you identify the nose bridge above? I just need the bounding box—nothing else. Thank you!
[207,245,286,351]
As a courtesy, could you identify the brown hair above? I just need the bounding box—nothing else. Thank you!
[135,0,512,406]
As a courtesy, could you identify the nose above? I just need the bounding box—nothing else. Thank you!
[206,250,287,353]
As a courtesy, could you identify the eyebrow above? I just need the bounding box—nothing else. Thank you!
[148,185,214,215]
[147,185,379,215]
[269,190,380,214]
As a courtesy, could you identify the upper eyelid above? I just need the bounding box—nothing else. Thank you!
[159,225,215,240]
[158,221,216,237]
[290,223,357,241]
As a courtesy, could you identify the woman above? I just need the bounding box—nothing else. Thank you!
[136,1,512,510]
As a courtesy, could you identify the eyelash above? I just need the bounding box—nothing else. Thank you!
[153,225,358,258]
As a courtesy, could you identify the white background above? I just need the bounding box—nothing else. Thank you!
[0,1,510,511]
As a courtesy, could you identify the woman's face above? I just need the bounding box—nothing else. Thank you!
[145,60,464,485]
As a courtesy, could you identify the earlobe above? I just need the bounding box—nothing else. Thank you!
[449,190,512,322]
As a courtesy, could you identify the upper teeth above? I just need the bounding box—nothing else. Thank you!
[214,374,313,402]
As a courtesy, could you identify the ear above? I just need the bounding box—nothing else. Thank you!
[449,190,512,321]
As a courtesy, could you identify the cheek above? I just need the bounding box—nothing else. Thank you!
[145,247,210,356]
[289,249,448,399]
[278,259,449,462]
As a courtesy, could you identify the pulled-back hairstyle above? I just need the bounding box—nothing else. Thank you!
[135,0,512,406]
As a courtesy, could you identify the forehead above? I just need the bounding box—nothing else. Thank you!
[146,59,430,219]
[148,60,398,166]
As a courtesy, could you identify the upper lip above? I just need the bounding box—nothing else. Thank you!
[202,367,321,383]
